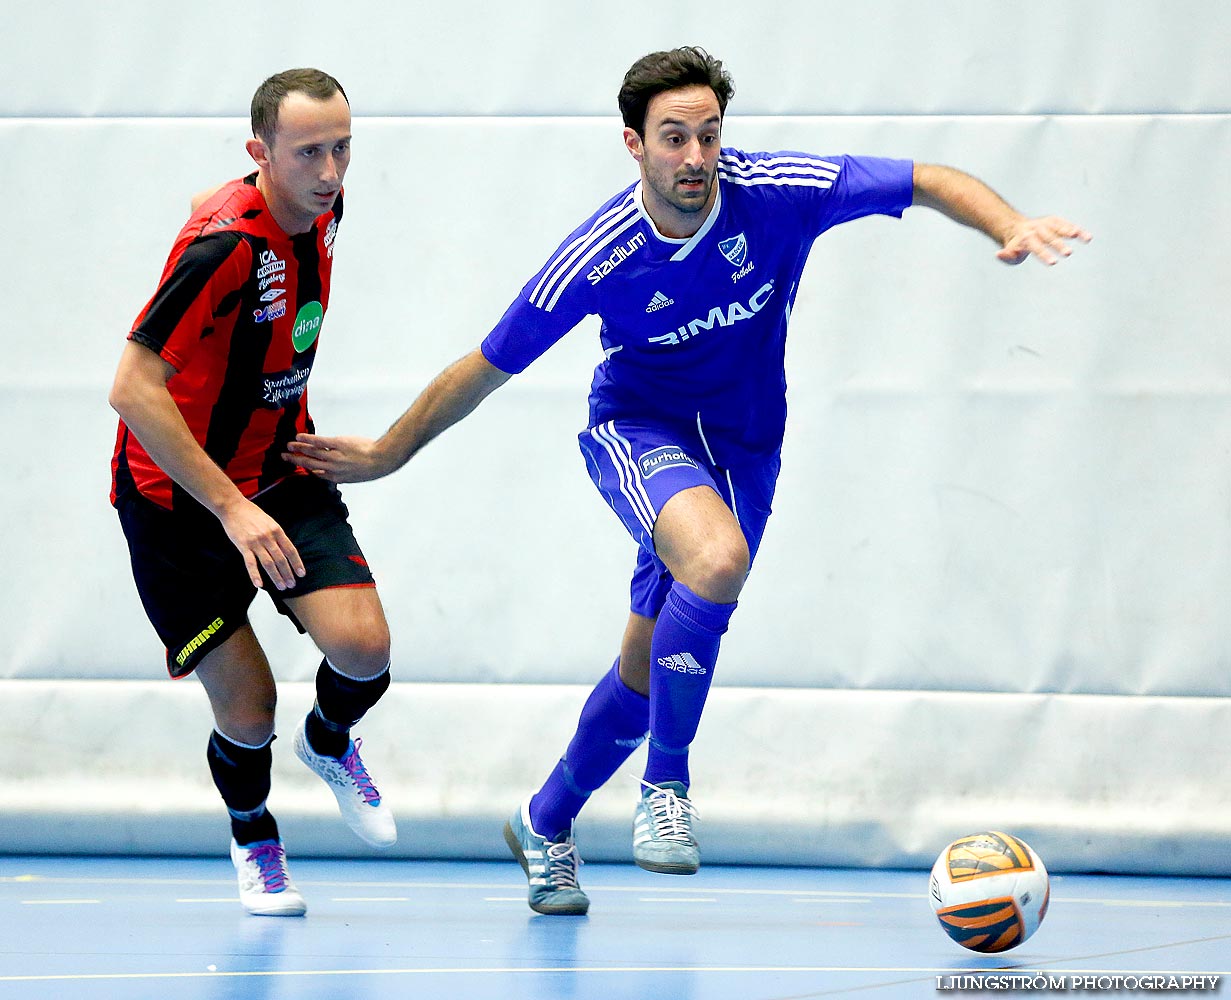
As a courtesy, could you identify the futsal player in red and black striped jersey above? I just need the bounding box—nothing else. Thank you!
[109,69,396,917]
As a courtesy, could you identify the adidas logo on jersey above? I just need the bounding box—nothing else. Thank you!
[645,291,675,313]
[657,652,707,675]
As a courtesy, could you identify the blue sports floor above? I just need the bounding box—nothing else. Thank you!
[1,856,1226,999]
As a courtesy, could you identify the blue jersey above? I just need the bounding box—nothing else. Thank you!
[481,149,914,467]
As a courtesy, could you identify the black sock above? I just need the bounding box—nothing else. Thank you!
[206,730,280,845]
[307,658,391,758]
[232,810,280,846]
[305,708,349,759]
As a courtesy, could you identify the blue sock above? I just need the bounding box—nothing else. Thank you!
[643,582,737,790]
[530,659,649,840]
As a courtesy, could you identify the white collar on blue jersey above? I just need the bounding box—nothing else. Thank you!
[632,179,723,263]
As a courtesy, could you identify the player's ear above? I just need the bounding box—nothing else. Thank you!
[623,127,644,163]
[246,136,271,170]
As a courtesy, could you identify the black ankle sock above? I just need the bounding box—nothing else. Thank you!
[233,810,280,846]
[305,709,349,759]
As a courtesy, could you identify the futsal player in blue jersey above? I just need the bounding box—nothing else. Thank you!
[286,47,1090,915]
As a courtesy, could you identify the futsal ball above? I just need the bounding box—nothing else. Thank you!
[928,831,1050,953]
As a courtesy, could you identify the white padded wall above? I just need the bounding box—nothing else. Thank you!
[2,0,1228,871]
[4,680,1229,874]
[8,115,1230,693]
[4,1,1229,116]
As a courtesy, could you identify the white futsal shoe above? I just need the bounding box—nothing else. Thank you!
[230,839,307,917]
[293,720,397,848]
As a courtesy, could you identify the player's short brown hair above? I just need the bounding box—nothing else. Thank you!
[251,68,348,145]
[618,47,735,137]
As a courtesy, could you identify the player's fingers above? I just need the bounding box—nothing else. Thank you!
[282,449,326,470]
[997,243,1028,265]
[294,432,345,450]
[242,550,265,590]
[1023,233,1058,266]
[286,457,345,482]
[1036,220,1074,248]
[1044,231,1073,259]
[257,545,296,591]
[284,537,307,579]
[250,528,301,590]
[284,441,330,460]
[1049,216,1093,242]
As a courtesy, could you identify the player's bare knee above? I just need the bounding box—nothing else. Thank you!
[689,539,749,603]
[216,698,276,745]
[327,633,391,679]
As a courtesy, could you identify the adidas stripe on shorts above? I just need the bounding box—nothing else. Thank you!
[577,418,781,618]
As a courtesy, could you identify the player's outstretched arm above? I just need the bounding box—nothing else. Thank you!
[285,348,512,483]
[912,163,1091,266]
[109,341,305,590]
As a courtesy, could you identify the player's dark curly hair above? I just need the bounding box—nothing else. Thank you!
[251,68,348,144]
[618,47,735,137]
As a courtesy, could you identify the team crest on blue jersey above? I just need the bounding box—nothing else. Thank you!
[718,232,748,267]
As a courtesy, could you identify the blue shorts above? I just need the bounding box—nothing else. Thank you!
[579,419,781,618]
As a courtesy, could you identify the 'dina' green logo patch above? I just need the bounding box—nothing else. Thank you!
[291,301,324,352]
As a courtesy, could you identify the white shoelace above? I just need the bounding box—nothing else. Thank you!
[544,839,583,889]
[638,779,700,843]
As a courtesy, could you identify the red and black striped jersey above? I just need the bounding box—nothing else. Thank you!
[111,173,342,509]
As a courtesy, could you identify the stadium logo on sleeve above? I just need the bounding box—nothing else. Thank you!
[587,231,648,285]
[718,232,748,267]
[638,446,698,479]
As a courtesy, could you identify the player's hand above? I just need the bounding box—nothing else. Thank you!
[284,433,389,483]
[997,215,1092,266]
[217,497,305,590]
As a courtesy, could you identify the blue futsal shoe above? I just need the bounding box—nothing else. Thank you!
[633,779,700,875]
[503,800,590,915]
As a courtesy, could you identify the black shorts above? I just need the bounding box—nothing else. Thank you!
[116,474,376,679]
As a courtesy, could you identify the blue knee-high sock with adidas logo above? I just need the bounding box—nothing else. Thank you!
[530,659,649,841]
[643,581,737,789]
